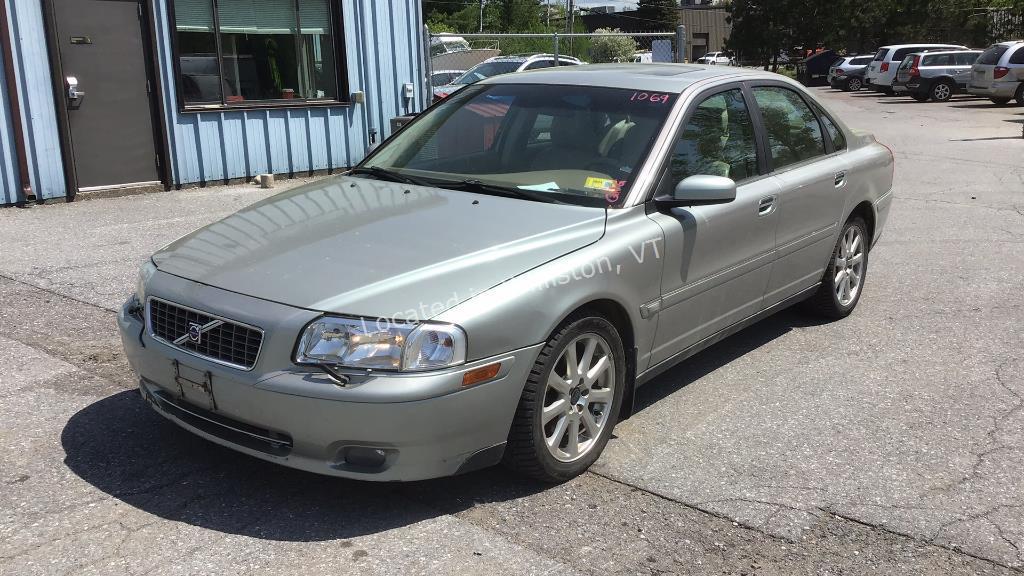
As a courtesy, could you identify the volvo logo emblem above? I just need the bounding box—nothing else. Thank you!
[187,322,203,344]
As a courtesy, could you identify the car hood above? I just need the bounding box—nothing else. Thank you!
[152,176,606,318]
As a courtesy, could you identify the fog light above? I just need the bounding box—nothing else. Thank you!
[342,446,388,469]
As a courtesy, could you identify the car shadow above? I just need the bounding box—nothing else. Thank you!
[949,102,1021,109]
[62,309,826,542]
[61,390,547,542]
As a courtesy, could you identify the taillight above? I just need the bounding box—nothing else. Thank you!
[836,69,846,76]
[909,56,921,78]
[994,66,1010,79]
[881,62,890,72]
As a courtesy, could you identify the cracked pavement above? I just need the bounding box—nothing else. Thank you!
[1,90,1022,575]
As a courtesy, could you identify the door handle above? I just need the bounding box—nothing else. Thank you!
[834,171,846,188]
[66,76,85,101]
[757,196,775,216]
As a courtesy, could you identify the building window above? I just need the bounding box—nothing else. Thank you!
[172,0,343,107]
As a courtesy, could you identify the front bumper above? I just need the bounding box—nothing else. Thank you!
[117,273,541,481]
[968,80,1020,98]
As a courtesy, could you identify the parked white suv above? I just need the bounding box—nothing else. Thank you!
[696,52,736,66]
[968,40,1024,105]
[866,44,967,94]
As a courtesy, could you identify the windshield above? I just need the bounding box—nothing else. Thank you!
[361,84,678,207]
[454,61,522,85]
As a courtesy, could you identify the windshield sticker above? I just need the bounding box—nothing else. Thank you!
[585,177,619,192]
[518,182,560,192]
[630,91,673,104]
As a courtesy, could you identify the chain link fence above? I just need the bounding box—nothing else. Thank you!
[423,31,684,103]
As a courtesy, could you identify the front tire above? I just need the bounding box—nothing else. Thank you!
[503,314,626,483]
[802,217,869,319]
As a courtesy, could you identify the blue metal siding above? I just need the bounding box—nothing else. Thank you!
[153,0,424,187]
[0,34,17,203]
[2,0,65,201]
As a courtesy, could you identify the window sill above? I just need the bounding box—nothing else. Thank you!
[180,99,353,113]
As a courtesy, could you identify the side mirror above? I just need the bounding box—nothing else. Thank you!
[654,175,737,210]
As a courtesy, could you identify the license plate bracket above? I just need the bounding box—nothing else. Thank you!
[173,359,217,411]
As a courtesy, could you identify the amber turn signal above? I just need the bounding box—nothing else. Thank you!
[461,362,501,387]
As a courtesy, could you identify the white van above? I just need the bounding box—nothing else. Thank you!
[866,44,967,93]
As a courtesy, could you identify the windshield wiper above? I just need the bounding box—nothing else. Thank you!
[434,179,566,204]
[347,166,432,187]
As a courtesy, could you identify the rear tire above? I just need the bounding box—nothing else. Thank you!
[930,80,954,102]
[503,314,626,483]
[847,78,863,92]
[990,97,1011,105]
[802,217,869,319]
[1015,83,1024,105]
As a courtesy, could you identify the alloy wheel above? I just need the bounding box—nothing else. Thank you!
[849,78,862,91]
[834,226,865,306]
[933,83,952,101]
[541,333,616,463]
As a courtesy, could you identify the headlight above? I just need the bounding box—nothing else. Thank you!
[294,317,466,372]
[136,260,157,303]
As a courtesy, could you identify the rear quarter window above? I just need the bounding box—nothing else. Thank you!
[852,57,874,65]
[873,49,888,61]
[891,48,919,62]
[1010,46,1024,65]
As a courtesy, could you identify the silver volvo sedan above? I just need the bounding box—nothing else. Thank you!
[118,65,894,482]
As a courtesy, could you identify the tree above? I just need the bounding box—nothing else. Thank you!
[637,0,679,31]
[589,28,638,63]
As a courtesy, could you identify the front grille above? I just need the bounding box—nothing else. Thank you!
[148,298,263,370]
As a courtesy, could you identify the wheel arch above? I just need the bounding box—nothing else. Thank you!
[847,200,876,249]
[549,297,639,420]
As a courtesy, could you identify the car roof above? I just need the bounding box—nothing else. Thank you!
[481,63,787,93]
[487,54,581,63]
[879,43,965,51]
[909,49,980,56]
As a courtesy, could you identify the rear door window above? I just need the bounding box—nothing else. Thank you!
[955,52,979,66]
[752,86,826,170]
[924,54,954,66]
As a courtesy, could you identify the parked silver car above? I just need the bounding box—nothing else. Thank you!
[119,65,894,483]
[894,50,982,102]
[968,40,1024,105]
[828,55,875,90]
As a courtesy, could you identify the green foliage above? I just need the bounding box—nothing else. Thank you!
[727,0,1024,69]
[588,28,638,63]
[636,0,679,31]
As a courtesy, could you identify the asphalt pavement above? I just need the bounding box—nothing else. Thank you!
[1,88,1022,575]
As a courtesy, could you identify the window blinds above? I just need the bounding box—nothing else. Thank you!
[174,0,330,35]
